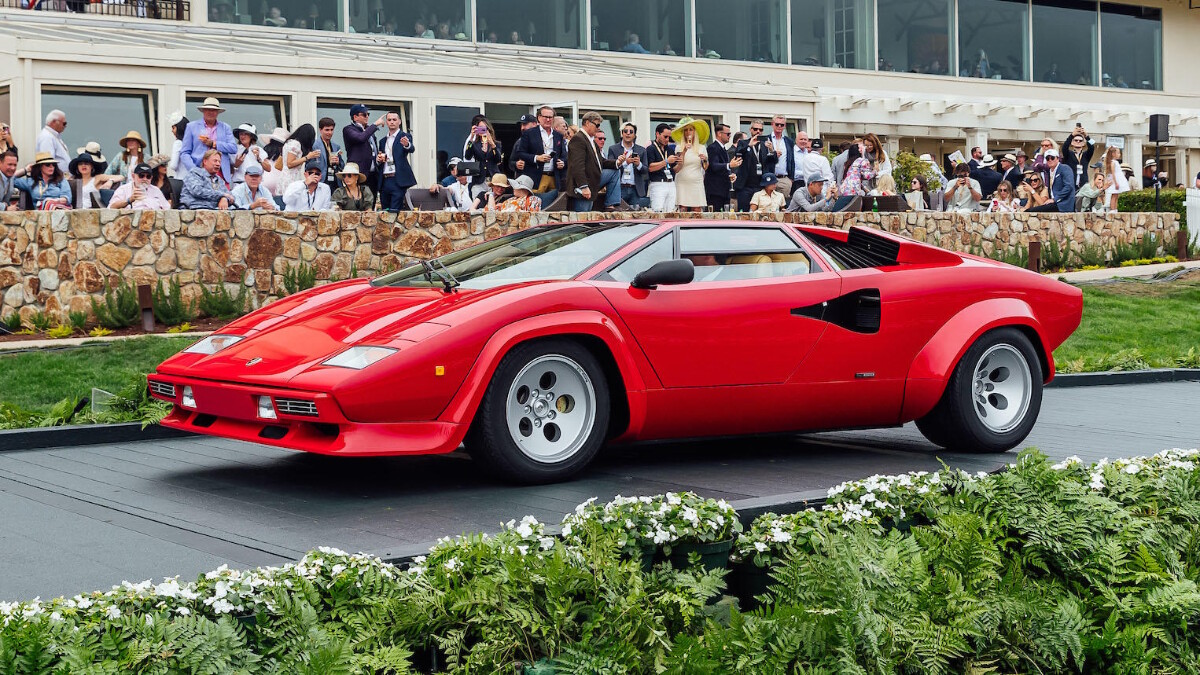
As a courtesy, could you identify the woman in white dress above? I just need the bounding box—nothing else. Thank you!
[671,117,709,211]
[276,123,321,196]
[1103,146,1129,211]
[167,113,188,179]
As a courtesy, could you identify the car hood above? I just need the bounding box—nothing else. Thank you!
[161,281,481,385]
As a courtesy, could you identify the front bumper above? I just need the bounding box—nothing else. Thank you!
[148,374,463,456]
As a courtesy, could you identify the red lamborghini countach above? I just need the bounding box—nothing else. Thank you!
[149,220,1082,483]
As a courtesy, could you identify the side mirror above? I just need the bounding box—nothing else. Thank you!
[631,259,694,290]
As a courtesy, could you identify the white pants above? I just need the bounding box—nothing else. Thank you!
[648,182,676,212]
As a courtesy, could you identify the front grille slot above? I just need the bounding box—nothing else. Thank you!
[275,398,318,417]
[149,381,176,398]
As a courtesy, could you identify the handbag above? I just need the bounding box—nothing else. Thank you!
[455,160,482,177]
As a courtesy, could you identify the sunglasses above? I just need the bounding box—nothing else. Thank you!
[622,129,635,134]
[998,188,1010,193]
[750,127,763,132]
[773,122,786,127]
[1030,179,1042,184]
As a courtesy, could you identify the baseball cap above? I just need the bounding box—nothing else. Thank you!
[1043,148,1059,158]
[133,163,153,176]
[304,159,323,173]
[349,103,369,117]
[244,163,263,176]
[518,113,537,124]
[805,171,825,184]
[448,157,462,166]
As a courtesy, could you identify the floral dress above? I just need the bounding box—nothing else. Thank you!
[498,194,542,212]
[838,157,875,197]
[275,140,305,196]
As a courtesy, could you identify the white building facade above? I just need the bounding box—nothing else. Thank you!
[1,0,1197,186]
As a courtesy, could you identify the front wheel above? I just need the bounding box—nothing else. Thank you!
[916,327,1043,453]
[466,339,610,484]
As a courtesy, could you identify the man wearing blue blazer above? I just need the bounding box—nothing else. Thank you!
[179,98,238,184]
[375,110,416,211]
[514,105,567,195]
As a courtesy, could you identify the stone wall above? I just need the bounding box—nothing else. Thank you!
[0,209,1179,323]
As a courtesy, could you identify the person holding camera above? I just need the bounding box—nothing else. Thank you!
[1061,124,1094,190]
[732,120,778,211]
[464,116,503,199]
[945,162,982,212]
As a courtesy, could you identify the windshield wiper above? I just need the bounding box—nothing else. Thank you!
[420,259,459,293]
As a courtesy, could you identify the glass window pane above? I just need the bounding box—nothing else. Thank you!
[186,95,286,138]
[0,88,9,130]
[680,227,799,253]
[790,0,875,69]
[348,0,470,38]
[477,0,583,48]
[696,0,785,63]
[1033,0,1097,86]
[211,0,342,31]
[593,0,690,57]
[608,235,674,283]
[317,99,411,131]
[1100,3,1160,90]
[877,0,953,74]
[958,0,1028,80]
[42,89,154,157]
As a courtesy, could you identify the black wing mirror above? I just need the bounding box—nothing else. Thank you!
[631,259,694,290]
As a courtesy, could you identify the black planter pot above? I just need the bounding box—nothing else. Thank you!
[728,560,774,611]
[665,538,735,573]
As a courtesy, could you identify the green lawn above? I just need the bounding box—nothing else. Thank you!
[0,337,192,412]
[1053,271,1200,372]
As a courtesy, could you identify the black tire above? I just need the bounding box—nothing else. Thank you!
[465,338,610,484]
[915,327,1043,453]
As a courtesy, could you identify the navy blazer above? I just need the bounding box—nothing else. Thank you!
[315,138,343,181]
[733,139,777,191]
[513,127,566,187]
[1049,162,1077,212]
[605,143,649,197]
[704,141,733,197]
[342,123,379,177]
[376,131,417,188]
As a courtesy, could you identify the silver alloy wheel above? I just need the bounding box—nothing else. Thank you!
[972,343,1033,433]
[505,354,597,464]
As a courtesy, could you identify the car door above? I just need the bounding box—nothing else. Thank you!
[594,226,841,389]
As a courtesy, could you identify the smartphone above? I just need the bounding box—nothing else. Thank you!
[474,125,487,135]
[668,143,677,155]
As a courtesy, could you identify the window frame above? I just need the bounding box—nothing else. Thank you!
[39,85,160,154]
[184,92,290,136]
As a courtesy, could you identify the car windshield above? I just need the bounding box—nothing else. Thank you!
[373,222,656,290]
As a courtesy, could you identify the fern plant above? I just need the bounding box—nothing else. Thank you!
[24,311,52,332]
[199,278,250,320]
[67,310,89,333]
[282,261,317,296]
[152,277,197,327]
[90,278,139,329]
[1,312,21,333]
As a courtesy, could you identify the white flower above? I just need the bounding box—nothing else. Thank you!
[210,599,235,614]
[176,607,191,616]
[666,493,682,506]
[770,528,792,543]
[444,558,460,572]
[105,605,121,620]
[1124,464,1140,475]
[754,542,768,552]
[153,579,181,598]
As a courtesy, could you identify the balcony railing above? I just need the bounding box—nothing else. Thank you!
[0,0,190,21]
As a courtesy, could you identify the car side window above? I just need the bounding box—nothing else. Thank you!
[607,235,674,283]
[678,228,812,282]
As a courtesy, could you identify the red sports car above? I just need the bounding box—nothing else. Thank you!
[149,220,1082,483]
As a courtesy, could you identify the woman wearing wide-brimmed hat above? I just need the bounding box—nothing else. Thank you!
[670,117,710,211]
[146,153,177,208]
[15,152,72,209]
[69,151,117,209]
[332,162,374,211]
[109,130,148,178]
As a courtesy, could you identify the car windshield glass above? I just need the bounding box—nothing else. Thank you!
[373,222,656,290]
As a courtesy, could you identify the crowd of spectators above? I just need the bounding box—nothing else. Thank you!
[3,101,1189,215]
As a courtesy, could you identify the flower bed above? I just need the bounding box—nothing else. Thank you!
[5,449,1200,673]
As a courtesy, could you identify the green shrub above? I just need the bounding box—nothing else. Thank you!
[281,261,317,296]
[24,311,52,332]
[1116,188,1186,232]
[1073,240,1107,267]
[1112,238,1139,265]
[76,374,172,428]
[1138,232,1159,258]
[1,313,20,333]
[892,151,945,191]
[46,325,73,339]
[152,277,197,327]
[1042,238,1070,271]
[198,278,249,320]
[67,310,89,333]
[90,278,140,329]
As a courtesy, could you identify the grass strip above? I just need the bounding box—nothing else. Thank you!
[0,336,192,412]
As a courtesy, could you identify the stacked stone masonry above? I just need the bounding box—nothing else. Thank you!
[0,209,1179,322]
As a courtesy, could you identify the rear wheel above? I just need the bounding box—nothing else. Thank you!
[916,327,1042,453]
[466,339,610,484]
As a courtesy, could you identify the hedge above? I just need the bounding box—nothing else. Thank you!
[1117,188,1187,232]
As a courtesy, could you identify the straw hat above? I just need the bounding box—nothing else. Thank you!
[118,130,147,149]
[488,173,509,188]
[75,141,106,163]
[337,162,367,181]
[196,97,225,112]
[146,153,170,169]
[670,116,710,145]
[978,153,997,168]
[31,152,59,167]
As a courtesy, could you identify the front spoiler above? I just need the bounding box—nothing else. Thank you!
[148,374,464,457]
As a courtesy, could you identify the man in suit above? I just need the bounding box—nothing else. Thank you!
[970,154,1002,199]
[342,103,381,191]
[315,117,344,192]
[515,106,567,196]
[607,122,650,209]
[732,120,777,211]
[563,111,618,212]
[967,146,984,170]
[704,123,740,211]
[1027,149,1076,212]
[508,113,538,176]
[997,153,1021,189]
[179,98,238,184]
[375,111,416,211]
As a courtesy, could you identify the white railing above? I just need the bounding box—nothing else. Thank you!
[1187,188,1200,246]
